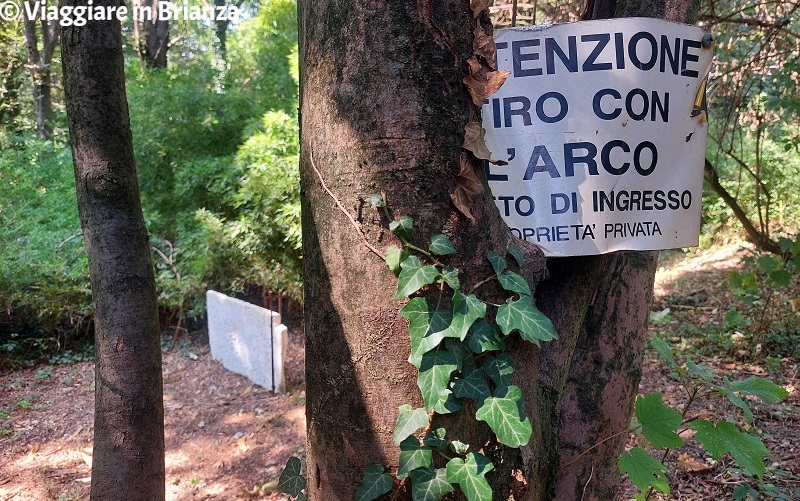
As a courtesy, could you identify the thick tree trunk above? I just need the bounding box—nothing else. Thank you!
[61,2,166,499]
[300,0,698,499]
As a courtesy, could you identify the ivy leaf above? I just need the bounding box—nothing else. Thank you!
[467,321,506,353]
[726,376,788,403]
[496,270,532,297]
[430,234,456,256]
[401,298,453,368]
[635,393,683,449]
[395,255,439,300]
[398,437,433,479]
[496,296,558,345]
[446,453,494,501]
[444,338,473,371]
[691,419,770,479]
[475,385,532,447]
[385,245,406,277]
[434,392,463,415]
[410,467,455,501]
[418,350,459,412]
[423,428,447,450]
[487,251,506,275]
[452,365,491,403]
[443,291,486,341]
[649,336,677,368]
[394,404,429,446]
[440,267,460,290]
[390,215,413,241]
[507,245,524,267]
[484,353,515,386]
[277,456,306,497]
[618,447,669,495]
[355,465,393,501]
[369,193,386,208]
[450,440,470,455]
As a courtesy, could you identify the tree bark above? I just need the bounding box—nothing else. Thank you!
[60,2,165,499]
[300,0,699,499]
[140,0,169,69]
[23,4,59,139]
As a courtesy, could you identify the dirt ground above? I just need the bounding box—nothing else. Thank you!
[1,245,797,500]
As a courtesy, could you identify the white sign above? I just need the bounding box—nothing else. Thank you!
[483,18,713,257]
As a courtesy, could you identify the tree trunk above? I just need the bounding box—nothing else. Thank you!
[300,0,698,499]
[61,2,166,499]
[23,6,59,139]
[140,0,169,69]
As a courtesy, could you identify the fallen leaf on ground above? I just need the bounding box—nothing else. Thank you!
[677,452,713,472]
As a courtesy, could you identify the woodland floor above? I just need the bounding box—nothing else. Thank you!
[0,245,798,500]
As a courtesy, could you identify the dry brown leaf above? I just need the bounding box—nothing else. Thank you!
[473,26,496,69]
[470,0,490,17]
[451,186,475,223]
[458,152,484,197]
[241,485,260,497]
[463,58,510,106]
[677,452,713,472]
[463,122,493,161]
[237,437,249,453]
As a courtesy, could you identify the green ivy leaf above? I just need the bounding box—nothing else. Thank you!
[394,404,429,446]
[433,392,463,415]
[390,215,413,241]
[475,385,532,447]
[496,297,558,345]
[496,270,532,297]
[618,447,669,495]
[726,376,789,403]
[484,353,515,386]
[443,292,486,341]
[487,251,506,275]
[356,465,393,501]
[401,298,452,368]
[418,350,459,412]
[507,245,524,267]
[423,428,447,450]
[369,193,386,208]
[440,267,460,290]
[691,419,770,479]
[467,321,506,353]
[430,234,456,255]
[395,255,439,300]
[452,365,491,403]
[635,393,683,449]
[398,437,433,479]
[769,269,792,287]
[649,336,677,368]
[385,245,406,277]
[446,453,494,501]
[444,338,473,371]
[277,456,306,497]
[410,467,455,501]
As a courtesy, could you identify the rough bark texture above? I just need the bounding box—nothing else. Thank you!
[300,0,698,499]
[60,3,166,499]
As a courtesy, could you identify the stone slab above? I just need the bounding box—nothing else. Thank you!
[206,290,287,392]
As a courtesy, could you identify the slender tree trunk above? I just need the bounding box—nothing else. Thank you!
[23,7,59,139]
[300,0,699,499]
[140,0,169,69]
[60,2,165,499]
